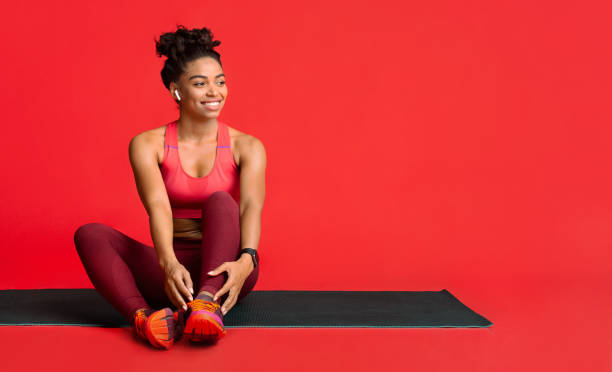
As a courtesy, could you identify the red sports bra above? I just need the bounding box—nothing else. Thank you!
[160,119,240,218]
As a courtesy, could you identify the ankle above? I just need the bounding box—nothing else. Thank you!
[133,307,149,318]
[193,291,221,306]
[132,307,153,340]
[197,290,214,298]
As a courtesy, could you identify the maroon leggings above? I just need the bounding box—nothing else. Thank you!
[73,191,259,322]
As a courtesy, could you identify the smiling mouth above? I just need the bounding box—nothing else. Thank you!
[202,101,221,106]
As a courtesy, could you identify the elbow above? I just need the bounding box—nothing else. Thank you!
[147,200,172,218]
[240,202,263,216]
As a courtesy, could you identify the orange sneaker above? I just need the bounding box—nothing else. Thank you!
[133,307,183,349]
[184,297,227,342]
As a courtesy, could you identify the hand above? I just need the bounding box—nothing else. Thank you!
[208,256,254,315]
[161,260,194,311]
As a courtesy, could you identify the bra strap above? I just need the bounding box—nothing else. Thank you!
[218,122,230,148]
[168,120,178,148]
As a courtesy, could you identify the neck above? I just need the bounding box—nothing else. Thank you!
[177,111,219,141]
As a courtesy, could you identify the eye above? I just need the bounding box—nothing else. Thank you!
[217,81,226,86]
[195,82,205,86]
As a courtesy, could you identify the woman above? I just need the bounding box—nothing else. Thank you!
[73,25,266,349]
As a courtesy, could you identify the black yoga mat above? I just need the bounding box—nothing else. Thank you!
[0,289,492,328]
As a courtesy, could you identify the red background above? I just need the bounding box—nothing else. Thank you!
[0,0,610,294]
[3,1,612,370]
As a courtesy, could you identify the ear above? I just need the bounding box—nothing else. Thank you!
[169,82,180,100]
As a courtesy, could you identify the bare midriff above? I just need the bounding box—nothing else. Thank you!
[173,218,203,240]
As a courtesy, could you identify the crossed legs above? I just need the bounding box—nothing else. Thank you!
[73,191,259,322]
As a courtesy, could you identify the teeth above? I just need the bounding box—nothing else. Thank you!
[204,101,220,106]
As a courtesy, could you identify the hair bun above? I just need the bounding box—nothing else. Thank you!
[155,25,221,61]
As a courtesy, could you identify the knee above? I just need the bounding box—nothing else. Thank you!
[74,222,108,251]
[203,191,238,213]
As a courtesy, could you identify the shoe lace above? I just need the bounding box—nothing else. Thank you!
[190,299,221,313]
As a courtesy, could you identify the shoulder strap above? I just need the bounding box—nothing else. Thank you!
[217,122,228,148]
[216,122,238,169]
[161,120,178,170]
[166,120,178,148]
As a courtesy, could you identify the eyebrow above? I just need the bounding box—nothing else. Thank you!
[189,73,225,80]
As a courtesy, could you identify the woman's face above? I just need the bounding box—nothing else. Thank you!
[171,56,228,118]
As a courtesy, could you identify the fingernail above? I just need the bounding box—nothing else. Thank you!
[208,271,213,275]
[183,304,187,310]
[222,307,226,314]
[190,288,194,294]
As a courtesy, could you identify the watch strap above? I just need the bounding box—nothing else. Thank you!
[238,248,259,268]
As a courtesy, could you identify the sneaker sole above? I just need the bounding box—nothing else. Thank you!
[145,308,176,349]
[184,312,227,342]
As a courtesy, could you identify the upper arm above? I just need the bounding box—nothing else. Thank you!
[128,133,171,215]
[239,136,267,210]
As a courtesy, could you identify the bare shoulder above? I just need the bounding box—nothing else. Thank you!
[130,125,166,164]
[227,125,266,167]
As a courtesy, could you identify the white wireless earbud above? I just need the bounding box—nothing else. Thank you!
[174,91,181,101]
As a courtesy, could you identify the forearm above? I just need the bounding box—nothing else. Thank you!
[238,205,262,268]
[148,206,177,269]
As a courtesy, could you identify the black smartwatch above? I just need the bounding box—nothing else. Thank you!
[238,248,259,269]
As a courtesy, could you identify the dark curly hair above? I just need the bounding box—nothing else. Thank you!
[155,25,223,91]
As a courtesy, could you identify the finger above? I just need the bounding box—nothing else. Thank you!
[208,262,228,276]
[165,282,180,309]
[221,289,238,315]
[169,280,187,311]
[184,271,194,297]
[166,281,181,310]
[176,272,193,302]
[213,280,232,302]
